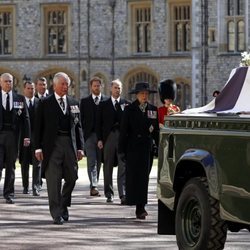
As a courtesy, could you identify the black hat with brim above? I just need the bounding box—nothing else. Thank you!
[129,82,157,94]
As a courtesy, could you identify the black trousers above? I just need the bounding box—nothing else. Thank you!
[45,136,78,219]
[21,144,41,191]
[0,131,17,199]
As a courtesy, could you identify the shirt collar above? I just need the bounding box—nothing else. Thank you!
[25,96,34,103]
[2,90,12,96]
[111,96,120,104]
[54,92,66,101]
[92,94,101,100]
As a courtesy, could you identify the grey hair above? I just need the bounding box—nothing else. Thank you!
[53,72,71,86]
[111,78,122,87]
[0,72,13,81]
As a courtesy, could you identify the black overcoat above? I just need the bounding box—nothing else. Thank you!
[119,99,159,205]
[34,94,84,178]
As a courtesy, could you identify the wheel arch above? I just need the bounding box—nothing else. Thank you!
[173,149,221,202]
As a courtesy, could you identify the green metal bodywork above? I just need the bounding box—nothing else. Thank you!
[158,113,250,225]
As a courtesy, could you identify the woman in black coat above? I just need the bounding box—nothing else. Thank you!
[119,82,159,219]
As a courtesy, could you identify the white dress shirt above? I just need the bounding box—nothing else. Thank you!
[54,93,67,114]
[1,90,13,110]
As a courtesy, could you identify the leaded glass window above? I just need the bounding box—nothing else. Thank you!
[0,9,13,55]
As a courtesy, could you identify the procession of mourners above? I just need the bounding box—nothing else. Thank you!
[0,72,179,225]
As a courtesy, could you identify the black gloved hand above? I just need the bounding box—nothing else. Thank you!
[152,144,158,157]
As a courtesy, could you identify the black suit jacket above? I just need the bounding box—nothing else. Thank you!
[0,91,30,153]
[96,97,130,144]
[80,94,107,141]
[34,94,84,177]
[19,97,39,164]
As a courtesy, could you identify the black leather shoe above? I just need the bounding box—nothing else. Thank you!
[136,210,148,220]
[6,197,14,204]
[23,188,30,194]
[62,208,69,222]
[120,196,126,205]
[53,217,64,225]
[33,190,40,196]
[90,187,100,197]
[106,196,114,203]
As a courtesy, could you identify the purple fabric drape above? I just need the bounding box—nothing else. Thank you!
[208,67,248,112]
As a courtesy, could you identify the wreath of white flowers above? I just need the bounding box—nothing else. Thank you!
[240,51,250,66]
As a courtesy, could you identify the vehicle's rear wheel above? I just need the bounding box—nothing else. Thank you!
[175,177,227,250]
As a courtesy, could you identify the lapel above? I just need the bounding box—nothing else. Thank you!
[50,94,61,123]
[66,96,77,128]
[108,97,115,111]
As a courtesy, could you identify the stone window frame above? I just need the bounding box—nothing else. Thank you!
[128,1,152,55]
[42,4,70,56]
[0,5,15,56]
[225,0,245,52]
[168,0,192,53]
[175,78,191,110]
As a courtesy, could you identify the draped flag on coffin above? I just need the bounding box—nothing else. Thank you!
[183,66,250,114]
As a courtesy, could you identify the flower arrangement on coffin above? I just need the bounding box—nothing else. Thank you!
[240,51,250,66]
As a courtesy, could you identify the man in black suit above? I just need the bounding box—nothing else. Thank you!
[80,77,107,197]
[0,73,30,204]
[35,72,84,225]
[96,79,129,204]
[19,81,41,196]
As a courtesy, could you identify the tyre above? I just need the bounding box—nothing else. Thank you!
[175,177,227,250]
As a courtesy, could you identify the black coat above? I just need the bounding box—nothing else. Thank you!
[0,91,30,157]
[96,97,130,143]
[96,97,130,165]
[80,94,107,141]
[119,99,159,205]
[34,94,84,177]
[19,97,39,165]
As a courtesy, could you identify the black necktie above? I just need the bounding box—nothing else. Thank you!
[28,99,33,111]
[115,100,120,111]
[94,96,99,105]
[6,93,10,111]
[59,97,65,111]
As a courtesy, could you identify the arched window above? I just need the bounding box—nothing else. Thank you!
[175,80,191,110]
[125,71,158,106]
